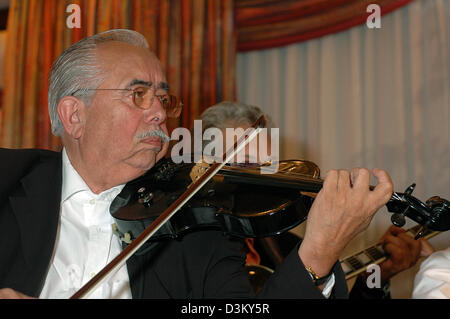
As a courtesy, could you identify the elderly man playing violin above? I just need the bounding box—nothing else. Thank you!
[0,29,393,299]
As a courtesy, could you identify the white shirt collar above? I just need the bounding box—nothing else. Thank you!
[61,148,125,203]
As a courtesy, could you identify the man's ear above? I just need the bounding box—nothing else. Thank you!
[57,96,86,139]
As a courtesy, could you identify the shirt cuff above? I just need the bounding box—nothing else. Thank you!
[321,273,335,298]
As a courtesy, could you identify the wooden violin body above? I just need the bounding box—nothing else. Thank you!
[110,158,318,254]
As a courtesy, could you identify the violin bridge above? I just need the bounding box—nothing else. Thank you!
[189,160,211,183]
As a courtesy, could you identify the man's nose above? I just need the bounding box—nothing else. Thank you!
[143,96,167,125]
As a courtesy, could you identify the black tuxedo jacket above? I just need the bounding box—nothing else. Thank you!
[0,148,348,298]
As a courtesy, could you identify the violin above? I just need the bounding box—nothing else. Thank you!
[110,157,450,250]
[71,115,450,298]
[109,158,319,252]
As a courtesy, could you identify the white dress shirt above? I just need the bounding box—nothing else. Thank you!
[39,149,132,299]
[412,247,450,299]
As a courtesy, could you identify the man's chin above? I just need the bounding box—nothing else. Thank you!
[124,152,158,171]
[124,145,168,174]
[133,158,158,172]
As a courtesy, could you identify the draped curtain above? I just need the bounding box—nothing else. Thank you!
[0,0,236,150]
[236,0,414,51]
[237,0,450,298]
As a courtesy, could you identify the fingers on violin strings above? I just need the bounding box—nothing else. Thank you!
[350,167,358,187]
[350,168,370,191]
[323,169,339,193]
[337,170,351,193]
[371,168,394,203]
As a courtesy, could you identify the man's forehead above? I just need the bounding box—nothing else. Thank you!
[96,41,167,87]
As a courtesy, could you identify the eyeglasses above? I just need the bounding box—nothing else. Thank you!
[71,86,183,118]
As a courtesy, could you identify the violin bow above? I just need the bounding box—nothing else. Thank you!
[70,116,266,299]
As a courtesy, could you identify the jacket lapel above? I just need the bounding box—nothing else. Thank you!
[8,151,62,294]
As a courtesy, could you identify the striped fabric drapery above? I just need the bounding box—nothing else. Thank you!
[0,0,236,150]
[236,0,414,51]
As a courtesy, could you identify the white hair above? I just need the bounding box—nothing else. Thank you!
[48,29,149,136]
[198,101,275,159]
[199,101,273,131]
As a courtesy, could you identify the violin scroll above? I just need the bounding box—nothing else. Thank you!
[389,183,416,227]
[386,184,450,238]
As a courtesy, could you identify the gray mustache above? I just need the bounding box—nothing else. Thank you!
[137,129,170,143]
